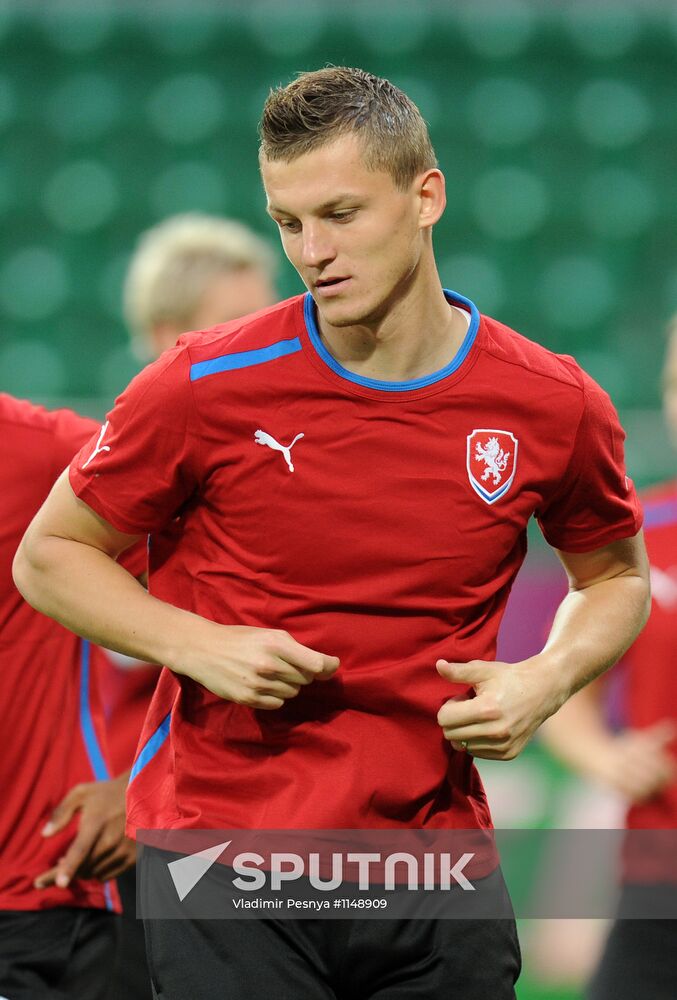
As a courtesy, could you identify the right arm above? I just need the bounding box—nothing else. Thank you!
[539,677,674,802]
[13,472,339,710]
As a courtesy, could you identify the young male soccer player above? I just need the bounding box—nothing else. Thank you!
[0,393,134,999]
[14,68,650,999]
[541,318,677,1000]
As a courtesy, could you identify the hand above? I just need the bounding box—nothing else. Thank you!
[588,721,675,801]
[175,624,340,710]
[34,774,136,889]
[436,656,559,760]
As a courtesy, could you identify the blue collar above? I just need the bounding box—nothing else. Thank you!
[303,288,480,391]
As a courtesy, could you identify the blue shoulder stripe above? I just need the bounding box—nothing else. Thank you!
[190,337,302,381]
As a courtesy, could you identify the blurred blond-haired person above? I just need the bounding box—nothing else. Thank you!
[125,213,277,358]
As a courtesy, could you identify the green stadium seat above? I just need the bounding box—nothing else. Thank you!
[246,0,328,55]
[467,77,545,147]
[581,167,656,239]
[472,167,549,240]
[0,74,16,129]
[149,161,230,218]
[40,3,115,54]
[47,73,121,142]
[147,74,226,145]
[539,254,616,331]
[0,246,70,321]
[562,2,642,59]
[454,0,537,58]
[574,78,652,148]
[351,1,431,54]
[0,337,66,396]
[42,159,119,232]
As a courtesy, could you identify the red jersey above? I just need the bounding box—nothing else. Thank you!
[69,292,641,835]
[0,394,119,911]
[625,480,677,831]
[98,539,157,775]
[99,653,159,776]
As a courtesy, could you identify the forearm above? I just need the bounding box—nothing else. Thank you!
[14,532,199,669]
[14,475,340,707]
[537,571,650,717]
[436,535,650,761]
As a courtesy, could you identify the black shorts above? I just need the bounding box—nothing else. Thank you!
[0,907,118,1000]
[109,866,153,1000]
[143,914,521,999]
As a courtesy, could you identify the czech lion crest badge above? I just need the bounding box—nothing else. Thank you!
[466,429,518,504]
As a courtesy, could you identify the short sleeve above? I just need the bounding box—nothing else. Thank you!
[49,409,100,480]
[537,371,642,552]
[69,347,201,535]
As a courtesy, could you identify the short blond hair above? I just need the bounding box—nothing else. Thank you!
[124,213,277,353]
[259,66,437,191]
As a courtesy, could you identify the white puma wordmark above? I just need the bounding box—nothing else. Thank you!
[82,421,111,469]
[254,429,304,473]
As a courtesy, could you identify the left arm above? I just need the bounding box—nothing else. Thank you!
[437,531,650,760]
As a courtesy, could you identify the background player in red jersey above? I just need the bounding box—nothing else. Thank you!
[0,393,135,1000]
[14,68,650,999]
[101,212,277,1000]
[541,317,677,1000]
[103,211,277,781]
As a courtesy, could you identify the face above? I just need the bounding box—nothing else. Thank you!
[663,330,677,447]
[190,266,275,330]
[150,266,276,355]
[261,134,444,331]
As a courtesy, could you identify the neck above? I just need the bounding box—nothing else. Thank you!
[315,266,466,383]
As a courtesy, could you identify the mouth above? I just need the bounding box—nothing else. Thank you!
[314,276,351,297]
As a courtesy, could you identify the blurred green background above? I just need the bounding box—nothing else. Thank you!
[1,1,677,487]
[2,3,676,996]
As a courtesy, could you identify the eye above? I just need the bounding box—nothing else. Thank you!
[330,210,355,223]
[277,219,301,233]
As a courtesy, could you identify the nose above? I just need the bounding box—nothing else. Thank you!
[300,222,336,270]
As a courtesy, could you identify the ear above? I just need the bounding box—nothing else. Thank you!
[417,168,446,230]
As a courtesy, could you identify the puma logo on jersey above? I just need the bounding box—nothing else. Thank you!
[254,429,304,473]
[82,421,111,470]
